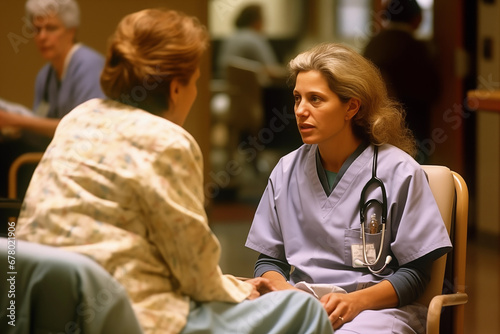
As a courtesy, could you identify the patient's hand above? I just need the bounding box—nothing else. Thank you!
[245,277,277,300]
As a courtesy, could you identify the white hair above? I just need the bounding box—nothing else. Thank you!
[25,0,80,28]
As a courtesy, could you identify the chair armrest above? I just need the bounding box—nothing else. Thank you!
[426,292,468,334]
[8,152,44,199]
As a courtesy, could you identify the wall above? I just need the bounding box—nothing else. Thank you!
[0,0,211,195]
[476,0,500,236]
[428,1,466,174]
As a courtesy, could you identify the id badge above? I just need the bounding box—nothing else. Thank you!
[34,101,50,117]
[351,243,376,268]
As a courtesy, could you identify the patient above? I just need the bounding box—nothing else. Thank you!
[16,8,333,334]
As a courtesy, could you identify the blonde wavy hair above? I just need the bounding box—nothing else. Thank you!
[288,43,417,157]
[100,8,209,114]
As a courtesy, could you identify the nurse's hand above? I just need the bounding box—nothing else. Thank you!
[320,281,399,329]
[319,292,361,330]
[245,277,277,300]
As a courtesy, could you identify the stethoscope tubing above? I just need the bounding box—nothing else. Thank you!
[357,145,391,276]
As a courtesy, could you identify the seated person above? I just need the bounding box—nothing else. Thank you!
[216,3,285,81]
[16,8,334,334]
[245,43,452,333]
[0,0,105,198]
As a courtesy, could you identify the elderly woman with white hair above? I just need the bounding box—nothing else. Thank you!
[0,0,105,198]
[25,0,105,123]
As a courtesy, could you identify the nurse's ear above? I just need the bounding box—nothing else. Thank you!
[345,98,361,121]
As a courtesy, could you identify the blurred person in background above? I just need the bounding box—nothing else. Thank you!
[0,0,105,198]
[217,3,285,81]
[363,0,441,163]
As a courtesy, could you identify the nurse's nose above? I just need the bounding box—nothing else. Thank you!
[294,99,308,117]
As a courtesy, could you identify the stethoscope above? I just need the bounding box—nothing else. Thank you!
[354,145,392,275]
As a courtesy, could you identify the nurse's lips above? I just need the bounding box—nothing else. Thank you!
[299,123,314,131]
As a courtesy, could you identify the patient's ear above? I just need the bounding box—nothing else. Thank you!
[169,78,181,112]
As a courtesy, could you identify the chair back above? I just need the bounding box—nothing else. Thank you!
[419,165,469,334]
[225,57,264,133]
[417,165,455,306]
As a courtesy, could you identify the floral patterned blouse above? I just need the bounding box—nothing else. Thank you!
[17,99,253,333]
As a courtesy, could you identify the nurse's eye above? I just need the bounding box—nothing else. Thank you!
[293,95,301,104]
[310,95,322,103]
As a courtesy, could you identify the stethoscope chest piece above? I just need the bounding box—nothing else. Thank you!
[355,145,392,276]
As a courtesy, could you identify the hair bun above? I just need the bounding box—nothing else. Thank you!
[100,8,208,114]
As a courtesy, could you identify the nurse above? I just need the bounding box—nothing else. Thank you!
[245,43,452,333]
[0,0,105,199]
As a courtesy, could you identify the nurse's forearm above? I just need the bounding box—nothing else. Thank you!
[261,271,298,290]
[350,280,399,310]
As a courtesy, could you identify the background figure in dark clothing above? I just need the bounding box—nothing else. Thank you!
[363,0,441,162]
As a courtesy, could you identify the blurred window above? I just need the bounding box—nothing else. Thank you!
[415,0,434,40]
[335,0,434,50]
[336,0,371,41]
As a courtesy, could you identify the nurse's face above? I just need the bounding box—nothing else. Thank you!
[33,13,75,63]
[293,70,354,146]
